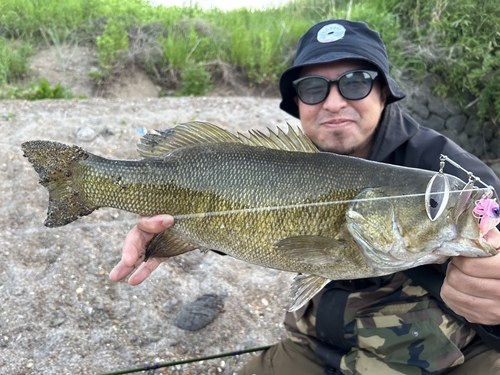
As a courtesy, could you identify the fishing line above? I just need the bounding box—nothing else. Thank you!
[172,187,486,220]
[98,345,273,375]
[6,187,488,236]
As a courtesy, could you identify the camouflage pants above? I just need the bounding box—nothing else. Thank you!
[237,339,500,375]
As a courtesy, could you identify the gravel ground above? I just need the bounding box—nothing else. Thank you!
[0,97,302,375]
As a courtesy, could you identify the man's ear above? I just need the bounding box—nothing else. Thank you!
[294,95,299,107]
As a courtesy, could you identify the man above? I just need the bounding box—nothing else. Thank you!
[110,20,500,374]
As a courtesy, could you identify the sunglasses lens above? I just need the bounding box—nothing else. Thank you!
[295,77,329,105]
[294,71,377,105]
[338,71,374,100]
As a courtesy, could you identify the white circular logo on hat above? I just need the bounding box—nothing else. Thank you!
[317,23,346,43]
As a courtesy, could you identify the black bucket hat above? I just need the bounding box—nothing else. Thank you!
[279,19,406,118]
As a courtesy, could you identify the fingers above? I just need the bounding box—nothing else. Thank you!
[449,251,500,279]
[441,286,499,324]
[127,257,167,286]
[136,214,174,235]
[109,215,174,284]
[483,227,500,250]
[442,252,500,325]
[444,261,497,299]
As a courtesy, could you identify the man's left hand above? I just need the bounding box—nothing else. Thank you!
[441,228,500,325]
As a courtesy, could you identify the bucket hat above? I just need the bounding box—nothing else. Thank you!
[279,19,406,118]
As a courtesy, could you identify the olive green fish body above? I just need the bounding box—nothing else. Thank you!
[22,122,496,310]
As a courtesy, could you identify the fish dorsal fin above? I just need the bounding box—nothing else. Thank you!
[238,124,318,153]
[137,121,318,158]
[137,121,241,158]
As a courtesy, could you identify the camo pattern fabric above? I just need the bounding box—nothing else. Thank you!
[284,271,476,374]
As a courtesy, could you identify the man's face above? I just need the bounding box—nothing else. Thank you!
[295,60,388,158]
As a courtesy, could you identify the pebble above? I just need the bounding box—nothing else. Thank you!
[76,126,97,141]
[175,294,224,331]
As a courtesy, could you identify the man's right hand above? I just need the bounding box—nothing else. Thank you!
[109,215,174,286]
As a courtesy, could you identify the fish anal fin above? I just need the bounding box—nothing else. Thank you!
[145,228,200,259]
[275,235,343,264]
[288,274,330,311]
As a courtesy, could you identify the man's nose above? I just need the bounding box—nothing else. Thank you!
[322,84,348,112]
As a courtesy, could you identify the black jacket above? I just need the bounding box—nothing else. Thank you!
[369,103,500,189]
[315,103,500,373]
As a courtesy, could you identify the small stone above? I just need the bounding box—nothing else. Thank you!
[175,294,224,331]
[76,126,96,141]
[76,287,84,294]
[27,362,33,368]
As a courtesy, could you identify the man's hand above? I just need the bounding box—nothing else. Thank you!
[109,215,174,286]
[441,228,500,325]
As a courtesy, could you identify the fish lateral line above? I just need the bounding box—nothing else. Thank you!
[172,188,484,220]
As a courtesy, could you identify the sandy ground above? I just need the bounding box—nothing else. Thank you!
[0,96,302,375]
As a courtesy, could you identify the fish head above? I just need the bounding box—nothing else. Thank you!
[346,176,497,275]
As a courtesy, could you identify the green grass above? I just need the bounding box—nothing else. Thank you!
[0,0,498,123]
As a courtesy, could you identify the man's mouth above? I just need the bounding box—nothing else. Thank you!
[320,118,353,128]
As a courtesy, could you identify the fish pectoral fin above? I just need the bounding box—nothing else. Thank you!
[145,229,200,260]
[288,274,331,312]
[274,235,343,264]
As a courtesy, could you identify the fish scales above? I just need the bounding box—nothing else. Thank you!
[22,122,497,310]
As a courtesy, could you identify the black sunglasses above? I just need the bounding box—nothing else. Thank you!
[293,70,379,105]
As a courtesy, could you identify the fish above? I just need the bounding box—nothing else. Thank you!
[22,121,497,311]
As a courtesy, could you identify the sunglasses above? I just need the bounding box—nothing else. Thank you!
[293,70,379,105]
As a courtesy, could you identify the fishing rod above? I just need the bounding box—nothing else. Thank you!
[98,345,273,375]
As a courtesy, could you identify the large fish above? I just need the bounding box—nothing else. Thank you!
[22,122,496,310]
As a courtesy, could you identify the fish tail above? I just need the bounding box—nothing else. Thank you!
[21,140,96,227]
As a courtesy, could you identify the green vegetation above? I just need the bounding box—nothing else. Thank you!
[3,78,85,100]
[384,0,500,122]
[0,0,498,123]
[0,38,32,85]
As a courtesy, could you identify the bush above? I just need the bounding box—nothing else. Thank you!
[383,0,500,122]
[3,78,77,100]
[0,38,32,84]
[96,18,129,71]
[179,62,212,96]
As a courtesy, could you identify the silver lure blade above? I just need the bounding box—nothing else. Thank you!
[425,171,450,221]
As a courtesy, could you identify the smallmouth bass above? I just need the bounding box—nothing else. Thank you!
[22,122,496,310]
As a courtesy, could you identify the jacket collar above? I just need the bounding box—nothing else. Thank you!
[368,102,419,162]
